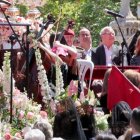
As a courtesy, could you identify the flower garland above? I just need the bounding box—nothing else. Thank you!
[32,34,64,100]
[55,58,64,96]
[35,47,52,102]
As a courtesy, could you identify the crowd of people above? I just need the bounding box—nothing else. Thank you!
[0,16,140,140]
[13,104,140,140]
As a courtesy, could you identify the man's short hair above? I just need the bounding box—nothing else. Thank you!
[100,26,115,36]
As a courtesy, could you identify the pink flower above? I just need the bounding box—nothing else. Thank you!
[68,80,78,96]
[4,132,12,140]
[19,110,25,119]
[40,111,47,119]
[26,112,34,120]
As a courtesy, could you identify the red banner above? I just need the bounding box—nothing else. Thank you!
[107,66,140,110]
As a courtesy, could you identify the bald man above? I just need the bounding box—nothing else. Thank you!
[78,27,96,64]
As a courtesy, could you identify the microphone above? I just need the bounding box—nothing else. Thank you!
[0,0,11,5]
[105,9,124,18]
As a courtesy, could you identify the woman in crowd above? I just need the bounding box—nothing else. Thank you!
[123,69,140,88]
[109,101,131,138]
[96,68,112,114]
[130,36,140,65]
[53,97,86,140]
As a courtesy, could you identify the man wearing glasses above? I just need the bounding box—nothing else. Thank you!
[95,26,127,66]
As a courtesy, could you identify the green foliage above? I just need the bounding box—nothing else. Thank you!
[75,0,120,47]
[19,0,139,47]
[16,4,28,17]
[95,114,109,132]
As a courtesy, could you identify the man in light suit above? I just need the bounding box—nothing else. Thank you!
[131,107,140,140]
[95,26,128,66]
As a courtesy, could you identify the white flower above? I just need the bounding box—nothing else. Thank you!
[55,58,64,96]
[35,48,52,101]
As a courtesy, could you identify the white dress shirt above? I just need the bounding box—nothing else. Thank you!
[84,48,92,61]
[104,45,112,66]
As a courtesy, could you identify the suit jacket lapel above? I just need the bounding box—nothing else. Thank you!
[100,45,106,65]
[91,48,96,64]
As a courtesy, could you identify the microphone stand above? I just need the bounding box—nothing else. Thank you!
[114,16,131,72]
[25,26,30,99]
[9,35,14,124]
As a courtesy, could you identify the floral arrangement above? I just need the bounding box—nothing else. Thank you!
[0,52,48,139]
[0,35,110,139]
[1,89,36,133]
[95,111,109,132]
[0,87,49,139]
[35,45,109,132]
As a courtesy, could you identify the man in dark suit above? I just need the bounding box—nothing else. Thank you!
[93,26,127,114]
[78,27,96,64]
[131,107,140,140]
[95,26,128,66]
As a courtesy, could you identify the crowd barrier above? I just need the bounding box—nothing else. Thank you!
[88,66,140,80]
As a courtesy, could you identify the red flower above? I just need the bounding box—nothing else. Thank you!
[4,132,12,140]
